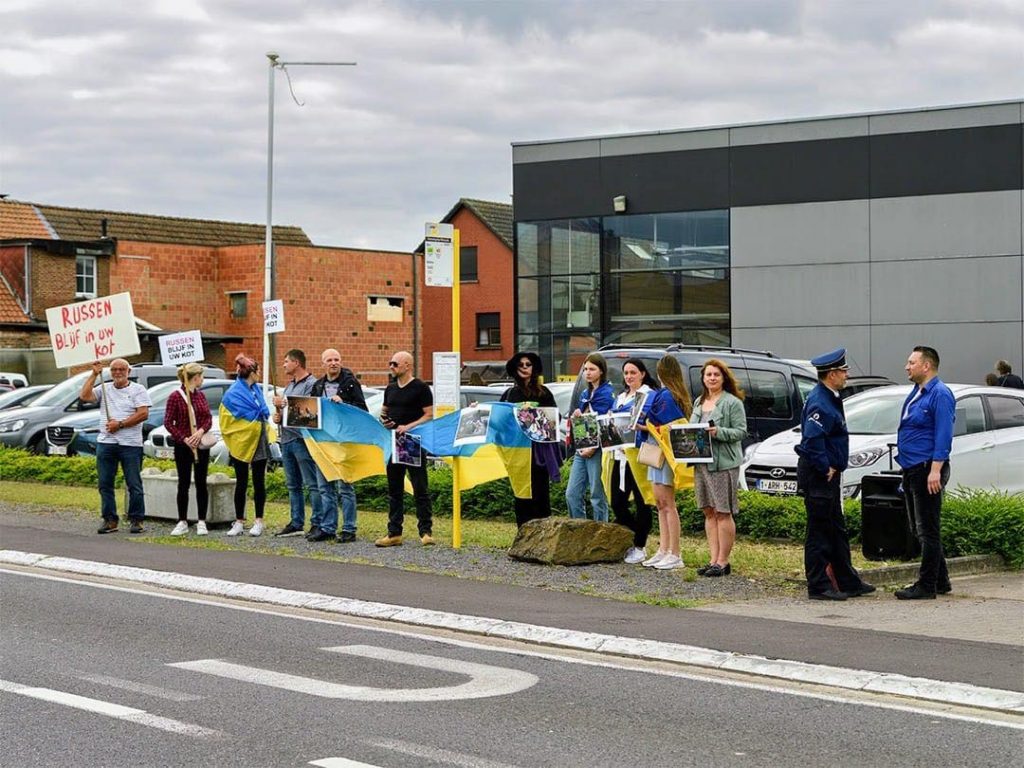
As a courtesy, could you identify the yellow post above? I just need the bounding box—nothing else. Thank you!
[451,228,462,549]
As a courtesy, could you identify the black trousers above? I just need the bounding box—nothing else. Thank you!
[798,458,863,595]
[230,457,266,521]
[902,461,951,592]
[513,452,552,528]
[173,443,210,521]
[386,461,432,537]
[610,459,651,548]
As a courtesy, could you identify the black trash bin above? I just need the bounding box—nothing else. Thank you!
[860,472,921,561]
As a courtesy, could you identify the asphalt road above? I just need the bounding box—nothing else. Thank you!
[2,570,1021,768]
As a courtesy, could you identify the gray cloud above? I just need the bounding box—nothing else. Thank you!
[1,0,1021,252]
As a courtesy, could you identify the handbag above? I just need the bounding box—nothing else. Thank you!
[198,431,218,450]
[637,440,665,469]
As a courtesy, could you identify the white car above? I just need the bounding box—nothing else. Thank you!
[740,384,1024,499]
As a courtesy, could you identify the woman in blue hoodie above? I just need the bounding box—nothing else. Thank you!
[566,353,614,521]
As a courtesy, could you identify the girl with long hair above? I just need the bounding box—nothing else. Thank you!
[165,363,213,536]
[690,359,747,577]
[636,355,692,570]
[566,352,614,521]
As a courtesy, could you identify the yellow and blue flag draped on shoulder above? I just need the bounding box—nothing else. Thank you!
[649,421,696,490]
[301,400,391,483]
[219,379,276,463]
[602,447,656,506]
[408,402,534,498]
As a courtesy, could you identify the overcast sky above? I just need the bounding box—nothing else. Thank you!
[2,0,1022,252]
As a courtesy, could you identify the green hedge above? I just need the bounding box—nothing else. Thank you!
[2,447,1021,565]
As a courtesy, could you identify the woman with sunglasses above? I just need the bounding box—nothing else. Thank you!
[500,351,563,526]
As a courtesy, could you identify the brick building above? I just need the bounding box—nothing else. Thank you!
[416,198,514,381]
[0,200,415,386]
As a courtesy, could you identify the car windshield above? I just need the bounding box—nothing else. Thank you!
[845,393,907,435]
[28,371,93,407]
[145,381,182,409]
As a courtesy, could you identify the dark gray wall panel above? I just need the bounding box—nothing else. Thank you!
[598,148,730,214]
[512,158,604,221]
[729,137,870,206]
[870,124,1022,198]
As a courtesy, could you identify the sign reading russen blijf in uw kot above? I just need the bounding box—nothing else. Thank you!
[424,222,454,287]
[158,330,205,366]
[45,292,141,368]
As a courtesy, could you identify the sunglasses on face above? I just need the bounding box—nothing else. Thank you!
[388,361,400,367]
[518,362,533,368]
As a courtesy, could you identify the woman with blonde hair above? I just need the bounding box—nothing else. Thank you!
[164,362,213,536]
[636,355,692,570]
[690,359,747,577]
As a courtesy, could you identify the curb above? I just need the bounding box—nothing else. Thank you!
[787,554,1008,588]
[3,549,1023,715]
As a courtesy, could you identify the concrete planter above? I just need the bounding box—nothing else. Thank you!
[130,467,236,524]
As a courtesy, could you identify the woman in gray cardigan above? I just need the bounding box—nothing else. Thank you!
[689,359,748,577]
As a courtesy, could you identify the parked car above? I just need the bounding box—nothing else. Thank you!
[0,372,30,391]
[571,344,818,445]
[0,363,223,453]
[841,375,897,400]
[51,372,231,457]
[740,384,1024,499]
[0,384,52,411]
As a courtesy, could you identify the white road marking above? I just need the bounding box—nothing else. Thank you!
[171,645,538,702]
[77,673,202,701]
[372,738,523,768]
[0,678,219,737]
[4,565,1023,731]
[309,759,383,768]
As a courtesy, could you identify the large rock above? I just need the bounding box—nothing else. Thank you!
[508,517,634,565]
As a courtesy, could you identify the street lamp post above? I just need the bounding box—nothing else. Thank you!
[263,52,356,391]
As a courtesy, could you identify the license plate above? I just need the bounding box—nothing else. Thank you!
[155,447,173,460]
[48,445,67,456]
[757,478,798,494]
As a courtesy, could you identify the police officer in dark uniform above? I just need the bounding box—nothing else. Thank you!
[795,348,875,601]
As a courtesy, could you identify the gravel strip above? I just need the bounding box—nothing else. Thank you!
[0,502,787,605]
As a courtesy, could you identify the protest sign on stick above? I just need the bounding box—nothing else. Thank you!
[158,330,204,366]
[45,292,141,368]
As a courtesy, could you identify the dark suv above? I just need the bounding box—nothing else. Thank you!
[571,344,818,445]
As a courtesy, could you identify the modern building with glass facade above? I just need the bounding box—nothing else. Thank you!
[511,100,1024,384]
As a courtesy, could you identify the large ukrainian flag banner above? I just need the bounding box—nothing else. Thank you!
[219,381,276,463]
[649,421,696,490]
[302,400,391,483]
[409,402,533,497]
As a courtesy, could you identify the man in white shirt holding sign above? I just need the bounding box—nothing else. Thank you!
[80,359,152,534]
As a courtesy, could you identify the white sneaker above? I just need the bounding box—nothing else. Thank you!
[196,521,208,536]
[642,551,667,567]
[226,521,244,537]
[248,521,264,537]
[654,554,684,570]
[624,546,646,564]
[170,520,189,536]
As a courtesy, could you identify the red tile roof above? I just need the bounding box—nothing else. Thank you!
[0,282,30,323]
[0,201,54,240]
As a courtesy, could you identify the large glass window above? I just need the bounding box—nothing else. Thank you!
[516,209,729,377]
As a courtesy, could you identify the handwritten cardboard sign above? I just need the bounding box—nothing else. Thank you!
[158,330,204,366]
[263,299,285,334]
[45,292,141,368]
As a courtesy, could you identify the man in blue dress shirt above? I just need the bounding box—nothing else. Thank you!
[895,346,956,600]
[795,348,874,601]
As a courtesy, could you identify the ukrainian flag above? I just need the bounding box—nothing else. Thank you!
[219,380,276,463]
[602,448,656,506]
[649,421,696,490]
[302,400,391,483]
[409,403,534,497]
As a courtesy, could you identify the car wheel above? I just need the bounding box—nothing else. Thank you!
[28,433,47,455]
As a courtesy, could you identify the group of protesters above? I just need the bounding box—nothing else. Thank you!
[83,341,959,599]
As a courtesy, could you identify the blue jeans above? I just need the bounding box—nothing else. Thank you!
[96,442,145,522]
[280,439,322,530]
[315,466,357,535]
[566,451,608,522]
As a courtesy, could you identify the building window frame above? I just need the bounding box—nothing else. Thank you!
[460,246,479,282]
[75,255,97,299]
[476,311,501,348]
[227,291,248,319]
